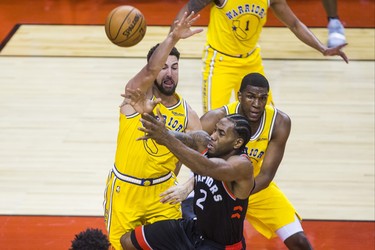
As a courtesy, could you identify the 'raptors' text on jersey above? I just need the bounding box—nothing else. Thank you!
[193,152,248,245]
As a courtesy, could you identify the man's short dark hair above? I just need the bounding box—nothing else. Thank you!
[70,228,110,250]
[239,73,270,92]
[147,43,180,62]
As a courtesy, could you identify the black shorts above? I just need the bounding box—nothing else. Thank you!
[131,219,197,250]
[130,219,245,250]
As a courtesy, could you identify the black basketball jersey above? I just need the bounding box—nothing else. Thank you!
[193,152,249,246]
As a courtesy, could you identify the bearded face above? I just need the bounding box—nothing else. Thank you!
[153,77,177,96]
[154,55,179,96]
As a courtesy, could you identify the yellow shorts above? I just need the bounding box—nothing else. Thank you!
[247,181,301,239]
[104,170,182,250]
[202,45,273,112]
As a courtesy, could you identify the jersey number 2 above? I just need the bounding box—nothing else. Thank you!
[196,189,207,210]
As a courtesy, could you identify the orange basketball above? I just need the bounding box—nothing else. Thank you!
[105,5,147,47]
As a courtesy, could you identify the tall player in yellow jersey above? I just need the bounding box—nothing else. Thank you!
[164,73,313,248]
[172,0,348,112]
[199,73,313,249]
[103,13,203,250]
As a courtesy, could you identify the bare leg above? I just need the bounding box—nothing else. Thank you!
[322,0,346,47]
[283,232,314,250]
[322,0,338,18]
[120,232,137,250]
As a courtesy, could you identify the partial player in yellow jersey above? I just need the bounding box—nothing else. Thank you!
[200,73,313,249]
[103,13,203,250]
[172,0,348,112]
[164,73,313,249]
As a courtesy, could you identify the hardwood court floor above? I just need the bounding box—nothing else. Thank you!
[0,0,374,249]
[0,215,374,250]
[0,24,374,249]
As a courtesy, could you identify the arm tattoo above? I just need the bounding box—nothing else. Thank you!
[172,131,198,150]
[190,131,211,150]
[171,130,210,151]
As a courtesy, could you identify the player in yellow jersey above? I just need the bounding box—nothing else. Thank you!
[172,0,348,112]
[164,73,314,249]
[200,73,313,249]
[103,12,203,250]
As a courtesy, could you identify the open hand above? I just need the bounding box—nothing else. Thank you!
[171,11,203,40]
[137,109,170,145]
[160,184,189,204]
[120,88,161,114]
[323,43,349,63]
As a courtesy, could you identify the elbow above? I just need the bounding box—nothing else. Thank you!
[262,174,274,187]
[255,174,273,191]
[287,18,303,34]
[195,168,209,177]
[144,64,160,78]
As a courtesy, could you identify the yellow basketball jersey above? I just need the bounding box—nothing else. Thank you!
[207,0,269,55]
[114,93,189,178]
[224,101,277,176]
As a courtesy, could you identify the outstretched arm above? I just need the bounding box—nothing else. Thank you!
[121,12,203,114]
[127,12,202,92]
[270,0,348,63]
[138,113,250,182]
[136,107,210,151]
[170,0,213,31]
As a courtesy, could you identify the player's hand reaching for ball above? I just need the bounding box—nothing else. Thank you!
[170,11,203,40]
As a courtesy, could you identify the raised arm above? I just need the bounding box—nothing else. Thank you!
[270,0,348,63]
[171,0,213,31]
[139,112,254,198]
[252,110,291,194]
[139,113,247,180]
[125,12,203,95]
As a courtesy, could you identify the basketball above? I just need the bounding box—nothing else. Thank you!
[105,5,147,47]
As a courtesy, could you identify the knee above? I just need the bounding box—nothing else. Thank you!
[120,232,135,250]
[284,232,313,250]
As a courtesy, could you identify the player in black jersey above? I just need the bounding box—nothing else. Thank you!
[120,89,254,250]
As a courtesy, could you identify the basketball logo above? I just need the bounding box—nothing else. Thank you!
[105,5,147,47]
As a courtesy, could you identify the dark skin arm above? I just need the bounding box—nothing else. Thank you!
[200,106,291,194]
[171,130,212,152]
[200,107,227,134]
[138,112,253,199]
[252,110,291,193]
[171,0,216,31]
[270,0,348,63]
